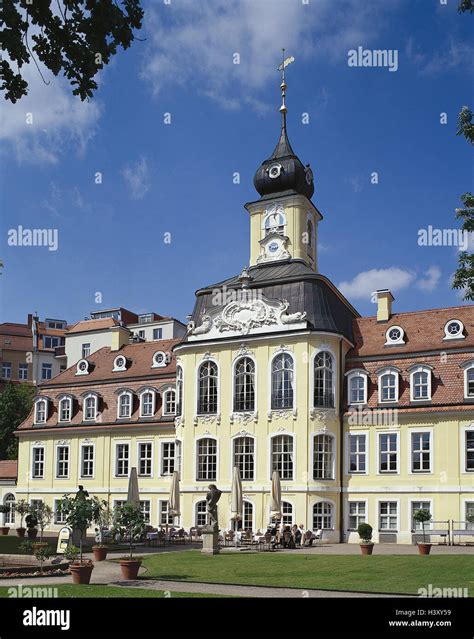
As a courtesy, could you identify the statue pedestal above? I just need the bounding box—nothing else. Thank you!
[201,525,220,555]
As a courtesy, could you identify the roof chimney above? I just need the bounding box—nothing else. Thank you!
[376,289,394,322]
[109,325,130,352]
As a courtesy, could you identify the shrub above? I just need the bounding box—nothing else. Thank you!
[357,523,373,544]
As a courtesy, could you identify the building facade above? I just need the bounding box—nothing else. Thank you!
[13,82,474,542]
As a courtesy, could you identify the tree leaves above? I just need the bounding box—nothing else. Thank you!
[0,382,35,459]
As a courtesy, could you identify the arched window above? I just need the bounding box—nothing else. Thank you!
[83,394,98,421]
[3,494,15,525]
[314,352,334,408]
[164,389,176,415]
[271,435,294,480]
[271,353,294,410]
[313,434,334,480]
[118,391,132,419]
[347,370,367,405]
[195,500,207,527]
[196,438,217,481]
[234,357,255,412]
[58,396,72,422]
[463,362,474,399]
[313,502,333,530]
[282,501,293,526]
[409,366,432,401]
[307,219,313,249]
[176,366,183,417]
[233,436,255,481]
[264,210,285,235]
[198,361,218,414]
[379,369,399,403]
[34,398,48,424]
[139,389,155,417]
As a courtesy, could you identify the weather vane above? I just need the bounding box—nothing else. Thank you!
[277,48,295,117]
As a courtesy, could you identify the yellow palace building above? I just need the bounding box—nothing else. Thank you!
[12,75,474,544]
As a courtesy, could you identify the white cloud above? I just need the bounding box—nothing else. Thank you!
[416,265,442,291]
[121,156,151,200]
[338,267,416,300]
[141,0,393,110]
[406,37,474,76]
[0,61,101,165]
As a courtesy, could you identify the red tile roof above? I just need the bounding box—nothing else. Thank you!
[0,460,18,480]
[66,318,120,334]
[349,306,474,357]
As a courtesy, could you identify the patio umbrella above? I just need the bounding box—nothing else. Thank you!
[168,470,181,521]
[270,470,282,521]
[230,466,243,547]
[127,467,140,506]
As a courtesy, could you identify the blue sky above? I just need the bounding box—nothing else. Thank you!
[1,0,473,326]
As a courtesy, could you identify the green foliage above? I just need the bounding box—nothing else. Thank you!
[14,500,30,528]
[30,503,53,542]
[452,192,474,300]
[1,0,144,103]
[63,544,80,562]
[33,544,53,573]
[413,509,432,544]
[456,106,474,145]
[0,382,35,459]
[0,505,10,514]
[60,493,106,563]
[112,503,146,559]
[19,539,33,555]
[357,522,373,543]
[458,0,474,14]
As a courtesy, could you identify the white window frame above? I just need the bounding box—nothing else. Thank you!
[2,362,12,379]
[34,398,48,424]
[80,443,95,479]
[408,365,432,402]
[83,393,98,421]
[462,424,474,473]
[232,355,257,414]
[82,343,91,358]
[161,441,175,476]
[112,355,127,372]
[137,441,153,477]
[55,444,70,479]
[270,433,294,481]
[409,429,433,474]
[54,499,67,525]
[312,350,335,409]
[409,499,433,532]
[377,367,400,403]
[19,363,28,380]
[195,500,207,527]
[346,431,368,475]
[163,389,176,416]
[41,363,52,380]
[384,325,405,346]
[312,499,335,531]
[269,351,295,412]
[312,433,335,480]
[347,500,367,531]
[232,434,256,482]
[58,395,73,423]
[443,319,465,340]
[281,500,294,527]
[159,500,174,526]
[176,365,183,417]
[377,431,399,474]
[462,362,474,399]
[140,500,151,524]
[346,369,368,405]
[3,494,15,525]
[196,437,218,482]
[115,442,130,478]
[378,500,399,532]
[196,358,220,415]
[76,359,89,376]
[117,390,133,419]
[31,445,45,479]
[139,388,156,418]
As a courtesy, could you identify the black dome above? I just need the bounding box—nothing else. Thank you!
[253,123,314,200]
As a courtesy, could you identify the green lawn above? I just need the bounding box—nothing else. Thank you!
[0,584,218,598]
[140,551,474,596]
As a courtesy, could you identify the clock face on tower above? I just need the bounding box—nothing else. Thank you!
[268,242,279,253]
[268,163,282,179]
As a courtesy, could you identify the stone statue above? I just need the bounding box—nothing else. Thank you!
[205,484,222,528]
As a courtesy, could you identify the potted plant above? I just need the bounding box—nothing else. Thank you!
[33,544,52,575]
[92,505,112,561]
[91,544,108,561]
[112,503,146,579]
[0,505,11,535]
[25,513,38,539]
[15,500,30,537]
[413,509,432,555]
[357,522,374,555]
[60,493,106,585]
[31,503,53,550]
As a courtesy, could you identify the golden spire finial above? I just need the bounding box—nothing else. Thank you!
[277,49,295,124]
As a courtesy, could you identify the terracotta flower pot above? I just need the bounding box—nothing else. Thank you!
[32,542,49,552]
[360,543,374,555]
[16,527,26,538]
[92,546,108,561]
[0,527,10,536]
[119,559,142,580]
[69,561,94,585]
[418,543,432,555]
[27,528,38,540]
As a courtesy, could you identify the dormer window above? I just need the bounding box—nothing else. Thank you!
[463,362,474,399]
[152,351,168,368]
[163,389,176,415]
[444,319,465,340]
[58,396,73,422]
[409,365,432,402]
[385,326,405,346]
[378,367,400,403]
[34,398,48,424]
[76,359,90,376]
[83,394,98,421]
[139,389,156,417]
[113,355,128,372]
[117,391,133,419]
[346,370,368,405]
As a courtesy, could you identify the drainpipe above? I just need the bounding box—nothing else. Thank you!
[338,338,344,544]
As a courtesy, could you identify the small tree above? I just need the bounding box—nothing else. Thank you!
[112,503,146,560]
[31,503,53,543]
[413,509,432,544]
[15,500,30,529]
[0,504,10,526]
[357,522,373,544]
[34,545,52,575]
[60,494,106,564]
